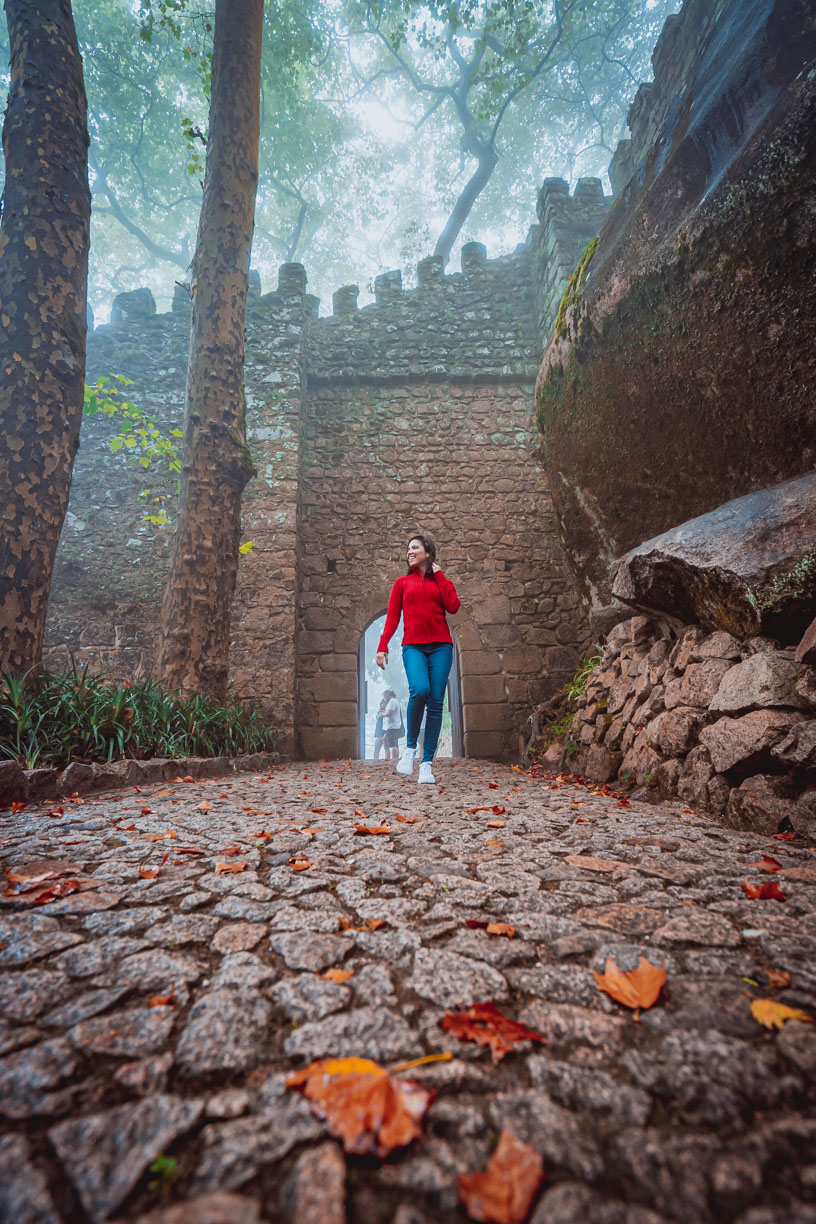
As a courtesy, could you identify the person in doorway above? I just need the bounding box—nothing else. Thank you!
[376,533,460,784]
[381,688,402,761]
[373,696,387,760]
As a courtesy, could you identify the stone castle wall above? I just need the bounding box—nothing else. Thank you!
[44,180,610,759]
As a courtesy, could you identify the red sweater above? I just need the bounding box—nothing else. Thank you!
[378,569,461,652]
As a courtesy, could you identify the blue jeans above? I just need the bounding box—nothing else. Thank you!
[402,643,453,763]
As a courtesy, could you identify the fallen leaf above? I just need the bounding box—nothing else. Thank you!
[353,824,391,835]
[141,807,152,815]
[10,801,26,812]
[750,998,814,1030]
[442,1001,546,1063]
[747,853,783,873]
[486,820,506,829]
[458,1128,545,1224]
[215,861,248,875]
[311,807,327,814]
[175,847,205,855]
[467,806,491,814]
[193,800,212,811]
[766,969,791,988]
[491,805,506,815]
[32,879,81,904]
[339,917,386,932]
[320,968,354,984]
[565,854,622,873]
[773,831,796,841]
[44,807,64,818]
[254,830,274,839]
[217,846,244,856]
[139,866,160,880]
[617,799,631,808]
[5,859,81,894]
[148,988,176,1008]
[290,857,312,871]
[486,923,516,938]
[466,919,488,929]
[286,1056,434,1156]
[594,956,667,1011]
[396,814,417,824]
[741,880,787,901]
[485,840,504,847]
[488,783,498,789]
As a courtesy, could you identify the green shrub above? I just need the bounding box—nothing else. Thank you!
[528,644,605,760]
[0,661,273,769]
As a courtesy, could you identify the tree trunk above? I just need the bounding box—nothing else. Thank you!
[434,146,499,266]
[153,0,263,699]
[0,0,91,676]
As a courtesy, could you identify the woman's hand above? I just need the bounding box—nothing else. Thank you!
[376,650,388,669]
[432,563,441,572]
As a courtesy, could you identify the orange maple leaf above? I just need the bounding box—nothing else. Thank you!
[215,861,247,875]
[286,1057,433,1157]
[594,956,666,1010]
[442,1001,546,1063]
[750,998,814,1030]
[396,814,417,824]
[459,1129,545,1224]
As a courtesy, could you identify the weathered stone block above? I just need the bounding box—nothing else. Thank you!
[58,761,95,796]
[300,727,358,760]
[0,760,27,802]
[303,673,356,703]
[771,721,816,770]
[459,649,501,676]
[462,673,506,704]
[709,653,807,715]
[664,659,733,710]
[500,645,542,674]
[644,706,703,757]
[24,769,59,802]
[464,730,505,758]
[472,594,512,625]
[465,703,508,733]
[584,745,622,784]
[319,653,357,673]
[316,702,358,727]
[723,775,798,836]
[700,710,804,773]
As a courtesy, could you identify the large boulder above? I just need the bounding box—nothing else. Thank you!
[611,472,816,643]
[709,652,807,716]
[699,710,803,774]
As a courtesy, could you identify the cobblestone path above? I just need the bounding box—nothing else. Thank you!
[2,758,816,1224]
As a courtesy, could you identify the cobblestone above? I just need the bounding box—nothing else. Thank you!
[0,757,815,1221]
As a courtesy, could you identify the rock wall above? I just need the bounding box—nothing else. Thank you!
[45,180,610,759]
[560,614,816,843]
[535,0,816,619]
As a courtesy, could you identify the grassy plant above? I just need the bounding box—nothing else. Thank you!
[0,660,273,769]
[528,644,605,760]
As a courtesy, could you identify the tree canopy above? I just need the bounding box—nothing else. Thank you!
[0,0,678,319]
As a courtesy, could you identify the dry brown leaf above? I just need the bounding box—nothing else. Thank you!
[215,861,248,875]
[148,988,176,1008]
[594,956,666,1011]
[741,879,787,901]
[5,859,81,894]
[286,1056,432,1157]
[31,879,81,905]
[396,814,417,824]
[746,853,783,874]
[486,820,506,829]
[175,847,205,855]
[485,839,504,847]
[750,998,814,1030]
[139,866,160,880]
[491,805,506,815]
[194,800,213,811]
[353,824,391,836]
[290,857,312,871]
[311,807,327,813]
[339,917,386,933]
[320,968,354,984]
[486,923,516,938]
[766,969,791,988]
[217,846,244,856]
[458,1128,545,1224]
[442,1001,546,1063]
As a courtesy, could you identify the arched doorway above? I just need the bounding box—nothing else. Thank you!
[357,612,463,760]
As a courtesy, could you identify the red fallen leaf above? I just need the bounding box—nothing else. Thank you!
[767,968,791,988]
[10,801,26,812]
[396,814,417,824]
[773,831,796,841]
[148,987,176,1007]
[486,923,516,938]
[491,805,506,815]
[139,866,160,879]
[458,1128,545,1224]
[160,851,170,865]
[215,861,247,875]
[175,847,205,855]
[353,824,391,835]
[45,806,64,818]
[617,799,631,808]
[311,807,327,814]
[741,879,787,901]
[32,878,81,904]
[485,840,504,847]
[290,857,312,871]
[442,1001,546,1063]
[193,800,213,811]
[254,830,274,839]
[141,807,152,815]
[466,919,488,929]
[747,853,783,873]
[486,820,506,829]
[286,1056,433,1157]
[217,846,244,856]
[467,807,491,814]
[594,956,667,1010]
[488,783,498,789]
[116,823,137,831]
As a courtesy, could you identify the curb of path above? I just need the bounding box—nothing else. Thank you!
[0,751,284,806]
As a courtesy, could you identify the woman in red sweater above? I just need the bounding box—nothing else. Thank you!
[376,532,460,784]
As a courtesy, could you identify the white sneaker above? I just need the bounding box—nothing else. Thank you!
[417,761,436,784]
[396,747,417,775]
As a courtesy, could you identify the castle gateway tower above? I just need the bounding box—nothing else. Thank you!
[45,181,609,759]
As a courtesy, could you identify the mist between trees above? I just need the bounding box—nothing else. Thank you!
[0,0,678,321]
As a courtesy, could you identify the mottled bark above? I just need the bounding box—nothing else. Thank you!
[0,0,91,675]
[153,0,263,698]
[434,146,498,266]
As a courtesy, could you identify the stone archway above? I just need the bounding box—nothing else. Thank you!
[356,610,464,759]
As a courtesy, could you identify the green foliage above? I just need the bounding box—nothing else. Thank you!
[754,554,815,614]
[528,643,604,758]
[563,643,605,702]
[554,235,599,338]
[84,375,182,474]
[147,1155,178,1194]
[0,662,274,770]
